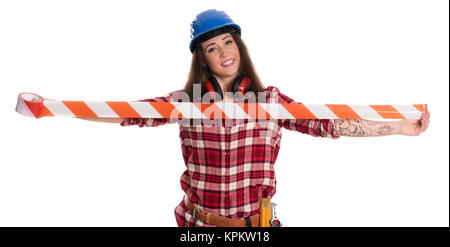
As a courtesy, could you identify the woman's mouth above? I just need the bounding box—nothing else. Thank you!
[221,59,234,67]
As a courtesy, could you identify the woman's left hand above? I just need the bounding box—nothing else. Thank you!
[399,111,430,136]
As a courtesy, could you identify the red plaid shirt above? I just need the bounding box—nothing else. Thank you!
[120,86,339,226]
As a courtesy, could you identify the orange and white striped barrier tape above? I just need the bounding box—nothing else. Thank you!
[16,92,427,120]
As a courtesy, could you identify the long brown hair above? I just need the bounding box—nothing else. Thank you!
[183,31,265,102]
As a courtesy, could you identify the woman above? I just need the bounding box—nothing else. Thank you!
[82,9,430,227]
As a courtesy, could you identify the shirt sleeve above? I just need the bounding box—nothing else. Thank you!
[265,86,339,139]
[120,91,180,128]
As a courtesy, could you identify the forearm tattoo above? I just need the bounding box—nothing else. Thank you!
[332,119,398,137]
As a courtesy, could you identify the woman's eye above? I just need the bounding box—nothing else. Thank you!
[206,41,232,53]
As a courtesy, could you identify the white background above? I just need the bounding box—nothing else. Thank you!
[0,0,448,227]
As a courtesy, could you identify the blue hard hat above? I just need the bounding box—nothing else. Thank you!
[189,9,241,53]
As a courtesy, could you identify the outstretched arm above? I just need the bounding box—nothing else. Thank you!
[79,117,124,123]
[332,111,430,137]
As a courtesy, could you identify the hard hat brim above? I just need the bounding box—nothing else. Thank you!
[190,24,241,53]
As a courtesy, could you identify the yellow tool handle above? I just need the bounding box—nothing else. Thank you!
[259,198,272,227]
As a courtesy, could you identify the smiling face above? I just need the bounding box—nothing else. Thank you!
[201,32,241,83]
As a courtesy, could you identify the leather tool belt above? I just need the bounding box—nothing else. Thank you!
[184,196,260,227]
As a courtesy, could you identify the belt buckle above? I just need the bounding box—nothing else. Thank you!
[193,208,198,221]
[192,208,200,227]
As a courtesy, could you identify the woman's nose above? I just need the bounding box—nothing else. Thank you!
[218,47,228,57]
